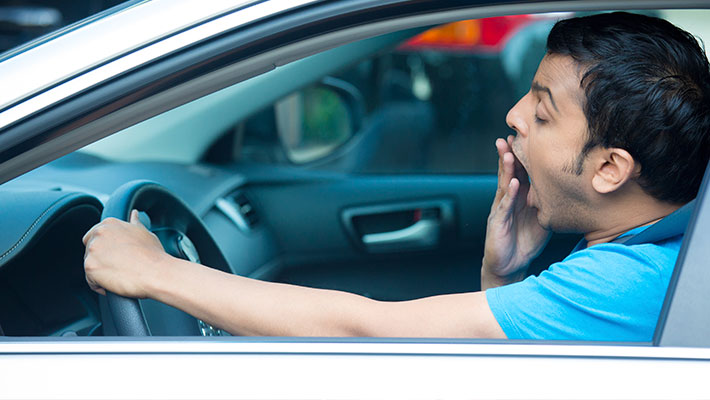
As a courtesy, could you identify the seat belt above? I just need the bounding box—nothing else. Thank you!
[613,199,696,245]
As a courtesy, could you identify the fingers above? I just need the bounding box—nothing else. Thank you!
[496,138,511,166]
[130,209,140,225]
[82,222,97,245]
[84,212,142,247]
[83,217,126,296]
[494,138,516,204]
[496,177,519,222]
[83,224,104,295]
[82,217,118,246]
[85,273,106,296]
[82,211,155,298]
[502,152,515,188]
[84,236,106,296]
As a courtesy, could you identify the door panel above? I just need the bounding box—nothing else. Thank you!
[245,173,580,300]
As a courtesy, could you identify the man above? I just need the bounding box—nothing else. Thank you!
[83,12,710,340]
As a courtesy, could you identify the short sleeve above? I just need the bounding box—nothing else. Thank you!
[485,238,681,341]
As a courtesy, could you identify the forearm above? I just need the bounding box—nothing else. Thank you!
[146,257,506,338]
[147,256,377,336]
[84,214,504,337]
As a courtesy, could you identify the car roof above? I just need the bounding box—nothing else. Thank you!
[0,0,316,124]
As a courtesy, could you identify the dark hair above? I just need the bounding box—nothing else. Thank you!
[547,11,710,204]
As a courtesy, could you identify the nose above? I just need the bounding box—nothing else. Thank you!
[505,95,529,138]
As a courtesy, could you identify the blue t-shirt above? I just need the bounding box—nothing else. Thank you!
[486,226,683,341]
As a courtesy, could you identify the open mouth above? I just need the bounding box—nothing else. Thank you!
[509,141,536,207]
[509,141,530,183]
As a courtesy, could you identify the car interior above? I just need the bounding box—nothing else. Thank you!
[0,5,707,338]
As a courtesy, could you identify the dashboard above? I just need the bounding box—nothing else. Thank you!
[0,152,280,336]
[0,190,101,336]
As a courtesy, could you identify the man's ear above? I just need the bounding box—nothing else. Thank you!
[591,148,638,194]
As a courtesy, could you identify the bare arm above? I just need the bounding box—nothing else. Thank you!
[150,257,504,337]
[83,211,505,338]
[83,136,548,338]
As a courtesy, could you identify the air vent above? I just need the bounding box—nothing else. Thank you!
[215,192,258,232]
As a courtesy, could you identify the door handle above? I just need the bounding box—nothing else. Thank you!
[362,218,440,249]
[341,199,454,253]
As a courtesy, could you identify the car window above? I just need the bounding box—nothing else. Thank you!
[7,5,707,343]
[83,9,710,173]
[222,9,710,176]
[229,14,558,174]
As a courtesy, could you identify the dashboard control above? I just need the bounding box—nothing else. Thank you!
[197,319,229,336]
[215,192,258,232]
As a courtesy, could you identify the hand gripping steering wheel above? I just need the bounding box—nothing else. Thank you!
[100,180,232,336]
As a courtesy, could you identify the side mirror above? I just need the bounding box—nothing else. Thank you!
[275,77,364,164]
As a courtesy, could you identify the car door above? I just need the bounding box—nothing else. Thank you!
[0,0,705,327]
[1,0,710,398]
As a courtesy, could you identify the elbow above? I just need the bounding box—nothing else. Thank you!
[316,295,387,338]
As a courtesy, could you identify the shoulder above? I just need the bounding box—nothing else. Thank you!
[486,234,683,341]
[559,234,683,282]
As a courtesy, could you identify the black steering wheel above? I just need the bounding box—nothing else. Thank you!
[101,180,231,336]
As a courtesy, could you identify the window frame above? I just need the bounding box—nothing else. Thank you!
[0,0,707,350]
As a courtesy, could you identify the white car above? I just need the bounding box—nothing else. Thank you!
[0,0,709,398]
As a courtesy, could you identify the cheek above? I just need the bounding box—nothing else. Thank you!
[519,130,542,173]
[512,139,525,164]
[530,125,573,170]
[525,133,564,188]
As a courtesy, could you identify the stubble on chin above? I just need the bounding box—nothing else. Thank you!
[542,189,592,234]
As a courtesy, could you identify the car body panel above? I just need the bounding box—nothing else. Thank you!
[0,0,322,128]
[1,340,710,399]
[655,159,710,347]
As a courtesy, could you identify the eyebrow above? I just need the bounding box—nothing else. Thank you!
[531,81,559,113]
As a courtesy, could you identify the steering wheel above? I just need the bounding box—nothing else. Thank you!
[101,180,232,336]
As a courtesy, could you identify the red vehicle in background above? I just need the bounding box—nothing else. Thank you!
[403,14,545,53]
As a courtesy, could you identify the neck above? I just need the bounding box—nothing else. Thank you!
[583,196,682,247]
